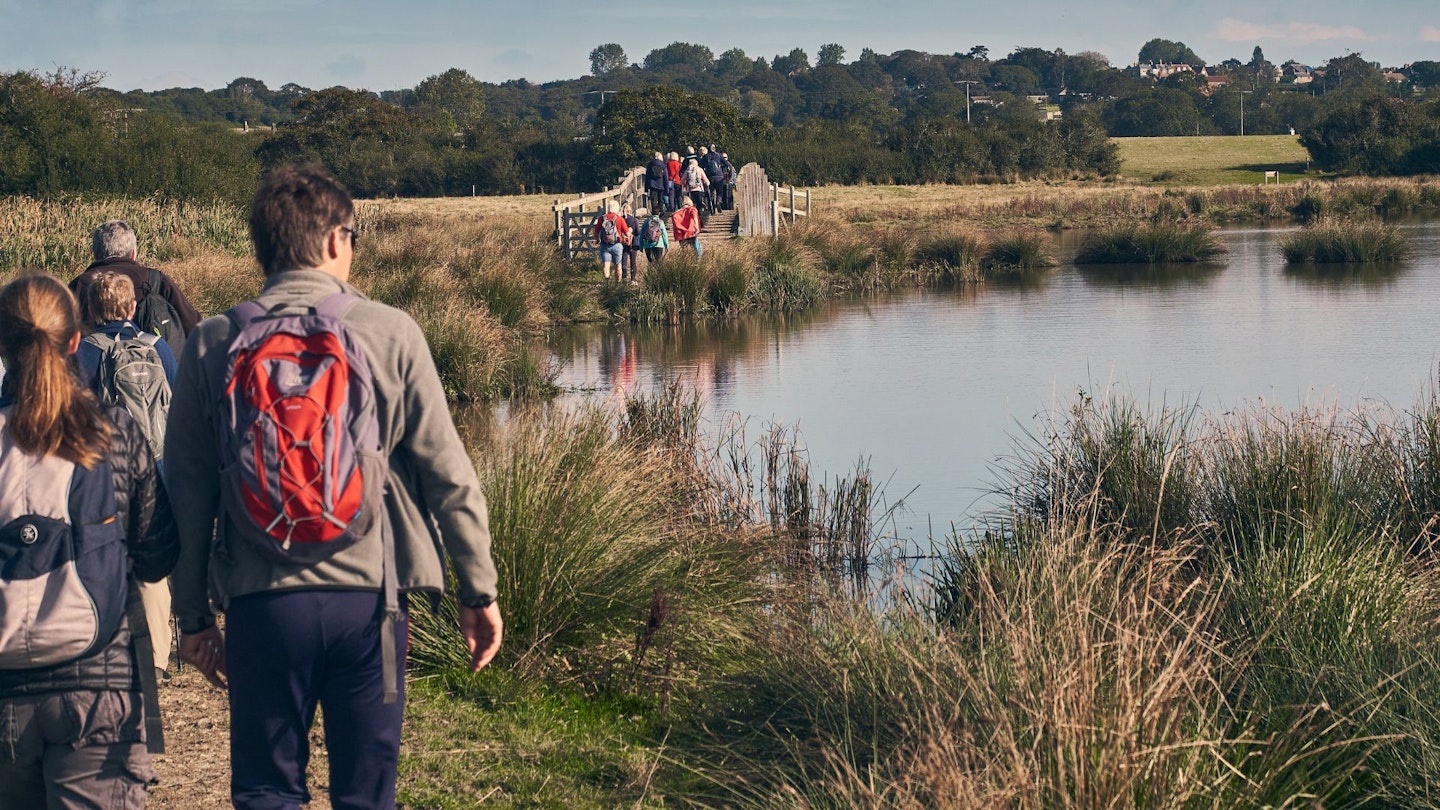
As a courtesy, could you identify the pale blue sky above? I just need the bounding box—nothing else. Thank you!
[4,0,1437,92]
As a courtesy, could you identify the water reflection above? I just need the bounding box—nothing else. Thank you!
[548,221,1440,532]
[1077,262,1226,289]
[1284,262,1406,289]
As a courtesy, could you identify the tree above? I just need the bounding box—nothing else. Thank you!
[258,88,452,196]
[642,42,714,73]
[1321,53,1385,97]
[1102,88,1201,136]
[589,43,629,76]
[991,65,1041,95]
[773,48,811,76]
[1138,38,1203,66]
[1301,95,1437,174]
[716,48,752,79]
[414,68,486,133]
[1410,61,1440,90]
[586,85,762,183]
[817,44,846,67]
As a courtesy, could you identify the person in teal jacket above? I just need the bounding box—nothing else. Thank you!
[634,207,669,272]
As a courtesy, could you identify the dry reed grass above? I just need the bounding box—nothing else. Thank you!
[817,176,1440,233]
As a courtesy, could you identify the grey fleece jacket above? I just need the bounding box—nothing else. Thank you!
[163,269,497,633]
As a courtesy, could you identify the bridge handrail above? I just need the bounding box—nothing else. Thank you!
[553,163,812,257]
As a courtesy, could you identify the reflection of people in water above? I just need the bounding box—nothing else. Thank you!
[597,330,639,394]
[616,334,636,392]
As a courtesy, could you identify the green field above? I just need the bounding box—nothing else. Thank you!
[1114,134,1313,186]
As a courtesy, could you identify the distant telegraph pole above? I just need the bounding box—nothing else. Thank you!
[956,80,980,123]
[1240,90,1253,136]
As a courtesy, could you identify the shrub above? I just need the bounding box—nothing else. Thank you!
[1281,220,1409,263]
[982,231,1056,278]
[1075,223,1225,264]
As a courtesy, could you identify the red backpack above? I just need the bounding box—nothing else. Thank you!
[219,292,402,702]
[220,294,384,563]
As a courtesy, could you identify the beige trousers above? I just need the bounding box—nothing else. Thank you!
[138,578,172,673]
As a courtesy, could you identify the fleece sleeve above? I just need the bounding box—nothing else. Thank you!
[396,318,498,607]
[162,318,226,632]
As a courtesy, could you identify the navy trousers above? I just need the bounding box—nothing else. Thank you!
[225,589,408,810]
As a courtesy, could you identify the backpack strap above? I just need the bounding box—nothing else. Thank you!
[314,292,363,321]
[126,576,165,754]
[226,300,268,331]
[145,268,163,298]
[379,508,401,705]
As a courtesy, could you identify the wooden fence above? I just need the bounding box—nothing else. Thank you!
[735,163,811,237]
[553,162,812,256]
[552,167,646,259]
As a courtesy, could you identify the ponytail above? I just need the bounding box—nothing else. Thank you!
[0,274,110,468]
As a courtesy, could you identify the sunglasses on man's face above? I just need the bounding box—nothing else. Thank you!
[339,225,358,247]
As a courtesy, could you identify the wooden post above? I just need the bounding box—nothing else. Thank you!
[789,186,796,224]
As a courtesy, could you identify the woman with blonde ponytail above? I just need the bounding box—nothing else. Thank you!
[0,273,178,808]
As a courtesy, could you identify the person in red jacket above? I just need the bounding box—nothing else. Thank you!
[670,198,703,257]
[666,152,683,212]
[592,201,631,280]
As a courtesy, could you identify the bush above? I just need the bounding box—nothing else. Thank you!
[1075,223,1225,264]
[1281,220,1409,263]
[982,231,1055,278]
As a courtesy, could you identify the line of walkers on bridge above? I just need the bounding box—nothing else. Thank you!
[592,145,737,282]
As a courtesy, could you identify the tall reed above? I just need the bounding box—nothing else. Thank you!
[1281,220,1410,263]
[1075,222,1225,264]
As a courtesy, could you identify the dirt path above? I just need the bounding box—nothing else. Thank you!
[149,668,332,808]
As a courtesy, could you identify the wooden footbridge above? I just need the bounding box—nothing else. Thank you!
[552,163,811,259]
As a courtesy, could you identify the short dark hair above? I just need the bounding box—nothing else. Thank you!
[249,164,354,276]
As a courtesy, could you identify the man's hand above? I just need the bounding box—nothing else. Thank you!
[179,625,227,689]
[459,602,503,672]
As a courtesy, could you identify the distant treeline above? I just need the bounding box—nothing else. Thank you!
[4,41,1440,201]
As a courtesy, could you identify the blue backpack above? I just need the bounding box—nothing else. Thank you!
[0,407,127,670]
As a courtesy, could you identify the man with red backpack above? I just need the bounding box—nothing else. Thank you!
[164,164,502,809]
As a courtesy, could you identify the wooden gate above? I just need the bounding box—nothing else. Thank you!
[552,168,646,259]
[735,163,812,237]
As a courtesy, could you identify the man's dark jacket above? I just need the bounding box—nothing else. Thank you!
[70,257,202,336]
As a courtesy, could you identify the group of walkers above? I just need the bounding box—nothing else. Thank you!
[644,145,736,217]
[592,145,735,281]
[0,164,501,809]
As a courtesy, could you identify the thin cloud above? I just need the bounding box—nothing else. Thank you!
[1215,18,1372,44]
[1423,26,1440,43]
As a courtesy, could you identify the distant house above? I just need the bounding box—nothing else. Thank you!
[1204,74,1230,94]
[1281,63,1314,85]
[1132,62,1200,81]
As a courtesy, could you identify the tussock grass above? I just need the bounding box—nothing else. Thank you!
[814,176,1440,233]
[394,381,1440,806]
[981,231,1056,278]
[1075,221,1226,264]
[1281,219,1410,263]
[913,230,983,283]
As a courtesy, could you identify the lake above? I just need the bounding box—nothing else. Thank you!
[549,222,1440,539]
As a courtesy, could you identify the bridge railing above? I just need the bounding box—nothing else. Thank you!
[735,163,811,237]
[554,163,812,256]
[552,168,646,259]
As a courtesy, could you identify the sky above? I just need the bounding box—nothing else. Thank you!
[3,0,1438,93]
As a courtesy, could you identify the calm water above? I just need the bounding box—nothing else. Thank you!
[549,222,1440,537]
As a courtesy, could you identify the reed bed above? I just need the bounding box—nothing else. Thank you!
[821,176,1440,232]
[1074,222,1226,264]
[394,377,1440,807]
[1281,219,1411,263]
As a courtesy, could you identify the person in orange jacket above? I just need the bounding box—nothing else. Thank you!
[670,198,702,257]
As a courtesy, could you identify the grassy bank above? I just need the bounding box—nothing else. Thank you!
[375,382,1440,807]
[1114,134,1312,185]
